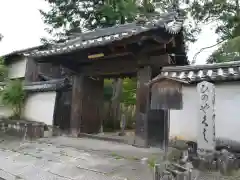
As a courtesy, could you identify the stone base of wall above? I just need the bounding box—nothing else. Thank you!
[0,119,59,139]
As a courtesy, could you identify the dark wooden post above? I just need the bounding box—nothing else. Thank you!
[70,74,83,137]
[134,66,152,147]
[81,77,104,133]
[70,74,104,136]
[25,57,39,82]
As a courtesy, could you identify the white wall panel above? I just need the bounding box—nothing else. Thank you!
[23,92,56,125]
[169,82,240,142]
[8,57,27,79]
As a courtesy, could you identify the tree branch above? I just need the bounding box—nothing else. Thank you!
[191,39,226,64]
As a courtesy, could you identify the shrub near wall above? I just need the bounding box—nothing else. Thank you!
[0,80,25,119]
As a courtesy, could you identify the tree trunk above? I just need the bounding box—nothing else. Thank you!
[109,78,123,130]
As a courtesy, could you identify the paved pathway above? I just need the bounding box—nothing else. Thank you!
[0,136,161,180]
[1,135,240,180]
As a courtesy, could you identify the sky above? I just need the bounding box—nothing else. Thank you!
[0,0,219,64]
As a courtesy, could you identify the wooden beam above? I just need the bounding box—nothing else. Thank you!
[138,54,171,67]
[79,58,138,76]
[94,52,134,61]
[60,53,171,75]
[97,72,136,79]
[137,44,165,55]
[57,60,80,72]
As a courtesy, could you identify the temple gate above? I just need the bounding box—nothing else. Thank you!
[24,11,187,147]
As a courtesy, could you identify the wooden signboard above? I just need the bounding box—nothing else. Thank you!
[150,79,183,110]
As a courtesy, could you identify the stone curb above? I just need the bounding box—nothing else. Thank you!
[78,133,131,145]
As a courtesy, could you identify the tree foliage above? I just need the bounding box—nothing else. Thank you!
[104,78,136,105]
[0,57,8,81]
[0,80,25,119]
[152,0,240,63]
[0,35,25,119]
[184,0,240,63]
[40,0,155,42]
[121,78,136,105]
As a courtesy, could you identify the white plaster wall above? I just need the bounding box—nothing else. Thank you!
[23,92,56,126]
[170,82,240,142]
[0,106,13,117]
[8,57,27,79]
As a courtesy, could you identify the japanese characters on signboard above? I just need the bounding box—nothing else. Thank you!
[197,81,216,153]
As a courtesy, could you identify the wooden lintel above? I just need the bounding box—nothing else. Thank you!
[99,52,135,60]
[97,73,136,79]
[138,54,171,67]
[79,57,138,76]
[152,36,168,44]
[137,44,165,55]
[54,53,171,76]
[58,60,79,72]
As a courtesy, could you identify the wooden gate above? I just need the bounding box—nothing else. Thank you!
[53,89,72,132]
[148,109,169,147]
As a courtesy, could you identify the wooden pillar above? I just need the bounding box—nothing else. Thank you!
[134,66,152,147]
[81,77,104,133]
[70,75,82,136]
[70,74,104,136]
[25,57,39,82]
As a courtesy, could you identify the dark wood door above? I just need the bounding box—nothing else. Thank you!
[148,109,169,148]
[54,90,72,131]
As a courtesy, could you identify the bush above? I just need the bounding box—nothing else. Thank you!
[1,80,25,119]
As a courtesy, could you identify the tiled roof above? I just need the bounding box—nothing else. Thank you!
[23,79,71,92]
[0,79,71,92]
[151,61,240,84]
[24,11,185,58]
[2,45,46,58]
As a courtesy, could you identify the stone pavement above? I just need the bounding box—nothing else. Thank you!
[0,135,163,180]
[39,136,163,160]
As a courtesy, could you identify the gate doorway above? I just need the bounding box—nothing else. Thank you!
[25,11,187,147]
[148,109,169,147]
[53,89,72,132]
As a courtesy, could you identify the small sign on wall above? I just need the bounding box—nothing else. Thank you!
[150,79,183,110]
[197,81,216,154]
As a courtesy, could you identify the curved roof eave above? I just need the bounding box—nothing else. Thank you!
[24,11,185,58]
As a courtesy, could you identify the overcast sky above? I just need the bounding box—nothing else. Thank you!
[0,0,219,64]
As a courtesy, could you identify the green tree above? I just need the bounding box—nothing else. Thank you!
[121,78,136,105]
[0,57,8,81]
[182,0,240,63]
[0,34,7,79]
[40,0,155,42]
[0,34,25,119]
[1,80,25,119]
[151,0,240,63]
